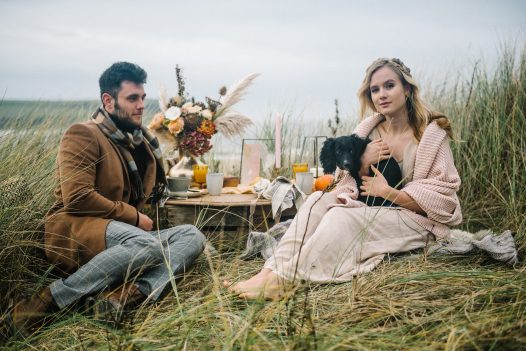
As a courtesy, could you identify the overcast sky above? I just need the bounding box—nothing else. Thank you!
[1,0,525,121]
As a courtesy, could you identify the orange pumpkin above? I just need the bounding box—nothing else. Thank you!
[314,174,334,191]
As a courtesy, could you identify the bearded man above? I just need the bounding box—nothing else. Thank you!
[10,62,206,335]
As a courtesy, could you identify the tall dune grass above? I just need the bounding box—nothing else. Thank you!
[1,47,525,349]
[432,48,526,249]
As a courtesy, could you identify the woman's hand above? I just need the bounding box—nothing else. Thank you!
[359,138,391,178]
[360,166,426,214]
[360,165,391,198]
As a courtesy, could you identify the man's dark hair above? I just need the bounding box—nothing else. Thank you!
[99,62,147,100]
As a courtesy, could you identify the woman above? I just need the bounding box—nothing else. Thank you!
[224,58,462,300]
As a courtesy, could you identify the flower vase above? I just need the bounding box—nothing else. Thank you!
[168,150,204,178]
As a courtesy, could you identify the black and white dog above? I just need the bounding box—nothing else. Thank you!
[320,134,402,207]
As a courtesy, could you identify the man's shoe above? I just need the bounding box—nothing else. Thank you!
[91,283,145,323]
[9,286,55,337]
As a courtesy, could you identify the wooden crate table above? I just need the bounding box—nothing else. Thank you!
[165,193,295,250]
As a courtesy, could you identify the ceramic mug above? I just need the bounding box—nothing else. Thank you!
[167,176,190,193]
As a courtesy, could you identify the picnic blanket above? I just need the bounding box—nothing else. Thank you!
[240,220,519,265]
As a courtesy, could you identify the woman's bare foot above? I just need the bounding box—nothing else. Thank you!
[222,268,272,293]
[236,271,291,301]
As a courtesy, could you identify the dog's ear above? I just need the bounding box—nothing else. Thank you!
[348,134,369,175]
[354,135,369,159]
[320,138,337,173]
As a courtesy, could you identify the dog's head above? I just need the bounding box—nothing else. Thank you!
[320,135,369,176]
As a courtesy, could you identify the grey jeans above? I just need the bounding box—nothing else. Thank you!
[49,221,206,309]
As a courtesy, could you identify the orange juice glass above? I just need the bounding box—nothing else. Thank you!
[292,163,309,177]
[193,165,208,185]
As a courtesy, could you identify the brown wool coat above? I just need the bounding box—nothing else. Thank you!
[44,120,157,274]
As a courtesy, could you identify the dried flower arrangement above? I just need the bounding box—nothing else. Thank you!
[148,65,259,157]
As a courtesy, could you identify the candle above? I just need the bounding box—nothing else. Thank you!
[275,113,282,169]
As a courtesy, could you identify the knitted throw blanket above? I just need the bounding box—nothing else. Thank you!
[91,107,166,203]
[241,221,518,265]
[331,114,462,239]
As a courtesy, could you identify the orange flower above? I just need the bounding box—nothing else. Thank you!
[168,117,184,135]
[148,112,165,130]
[197,119,217,137]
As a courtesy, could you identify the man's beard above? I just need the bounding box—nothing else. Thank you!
[111,102,140,133]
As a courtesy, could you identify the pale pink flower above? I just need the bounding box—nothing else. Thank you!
[181,102,194,113]
[187,105,202,114]
[200,109,213,119]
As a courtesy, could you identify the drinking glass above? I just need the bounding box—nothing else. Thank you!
[192,165,208,189]
[292,163,309,178]
[206,173,224,196]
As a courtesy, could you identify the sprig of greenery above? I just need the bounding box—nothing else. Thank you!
[328,99,340,137]
[175,64,186,99]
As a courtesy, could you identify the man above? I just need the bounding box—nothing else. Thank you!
[11,62,206,334]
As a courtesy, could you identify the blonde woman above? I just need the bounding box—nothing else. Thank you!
[224,58,462,300]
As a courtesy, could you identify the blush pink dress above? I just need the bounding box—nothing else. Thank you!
[263,128,430,282]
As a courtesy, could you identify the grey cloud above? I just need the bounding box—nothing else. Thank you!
[0,0,524,121]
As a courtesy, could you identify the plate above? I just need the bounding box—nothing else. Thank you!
[168,189,208,198]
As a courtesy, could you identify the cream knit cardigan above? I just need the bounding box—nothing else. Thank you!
[331,114,462,239]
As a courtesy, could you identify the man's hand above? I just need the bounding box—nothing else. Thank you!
[358,138,391,178]
[137,212,153,231]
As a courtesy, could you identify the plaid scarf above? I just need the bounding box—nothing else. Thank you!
[91,107,167,204]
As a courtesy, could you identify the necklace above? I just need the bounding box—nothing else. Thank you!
[380,118,412,138]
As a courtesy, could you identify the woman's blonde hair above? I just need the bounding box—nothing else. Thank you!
[357,58,452,140]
